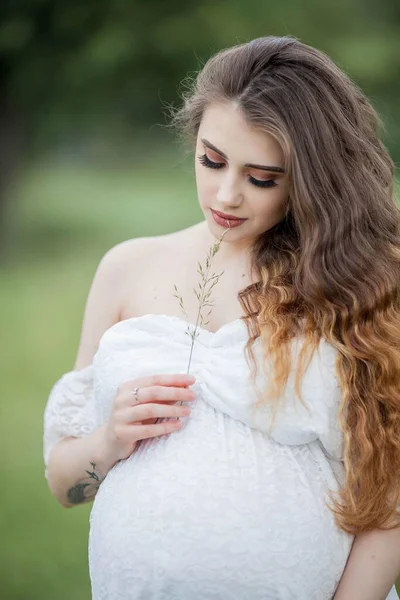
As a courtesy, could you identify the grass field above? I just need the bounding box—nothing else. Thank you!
[1,152,399,598]
[0,152,201,599]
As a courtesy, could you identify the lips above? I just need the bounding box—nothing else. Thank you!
[211,209,247,221]
[210,209,247,229]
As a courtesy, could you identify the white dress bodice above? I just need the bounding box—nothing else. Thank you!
[44,314,400,599]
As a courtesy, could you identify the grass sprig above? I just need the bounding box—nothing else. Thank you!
[170,226,230,418]
[173,226,230,375]
[153,225,230,425]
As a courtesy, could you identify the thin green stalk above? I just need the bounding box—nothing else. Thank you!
[152,226,230,426]
[186,240,218,373]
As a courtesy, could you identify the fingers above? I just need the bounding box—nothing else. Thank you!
[130,374,196,389]
[149,374,195,387]
[118,419,184,442]
[133,385,195,405]
[116,376,196,408]
[122,402,191,423]
[108,375,196,460]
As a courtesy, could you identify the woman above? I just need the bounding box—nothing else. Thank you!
[43,36,400,599]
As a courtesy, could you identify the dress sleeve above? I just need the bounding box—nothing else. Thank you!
[43,364,97,479]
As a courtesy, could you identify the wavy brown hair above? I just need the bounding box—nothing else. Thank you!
[170,35,400,535]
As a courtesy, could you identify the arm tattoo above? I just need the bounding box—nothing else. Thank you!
[67,462,103,505]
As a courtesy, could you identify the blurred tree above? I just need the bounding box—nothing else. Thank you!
[0,0,399,251]
[1,0,399,149]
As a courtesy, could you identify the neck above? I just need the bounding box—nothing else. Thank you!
[199,221,256,280]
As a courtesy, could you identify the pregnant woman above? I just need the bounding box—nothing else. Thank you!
[43,36,400,599]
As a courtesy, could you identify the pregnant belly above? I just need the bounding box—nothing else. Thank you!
[89,403,353,600]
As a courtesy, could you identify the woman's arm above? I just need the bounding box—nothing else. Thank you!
[47,425,117,507]
[333,525,400,600]
[45,241,132,506]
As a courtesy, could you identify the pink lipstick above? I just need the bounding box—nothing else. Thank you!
[211,209,247,228]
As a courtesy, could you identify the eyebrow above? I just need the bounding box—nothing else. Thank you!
[201,138,285,174]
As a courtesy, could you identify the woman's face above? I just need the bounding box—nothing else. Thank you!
[195,102,290,246]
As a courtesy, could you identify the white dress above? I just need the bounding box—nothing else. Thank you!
[43,313,400,600]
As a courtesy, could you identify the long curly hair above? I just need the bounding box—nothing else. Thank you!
[170,35,400,535]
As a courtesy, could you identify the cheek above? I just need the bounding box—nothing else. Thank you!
[195,165,218,206]
[254,187,289,221]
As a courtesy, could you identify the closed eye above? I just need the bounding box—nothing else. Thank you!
[248,176,277,189]
[198,153,224,169]
[197,153,277,189]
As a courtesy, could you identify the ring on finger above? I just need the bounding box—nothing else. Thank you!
[132,387,141,404]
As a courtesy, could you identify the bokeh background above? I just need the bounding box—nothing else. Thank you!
[1,1,399,598]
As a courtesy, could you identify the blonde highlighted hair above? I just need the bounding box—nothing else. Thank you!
[171,35,400,535]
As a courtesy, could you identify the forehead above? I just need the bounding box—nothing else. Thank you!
[197,102,284,166]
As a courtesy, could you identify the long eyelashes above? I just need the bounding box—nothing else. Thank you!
[248,175,278,189]
[198,154,223,169]
[197,153,277,189]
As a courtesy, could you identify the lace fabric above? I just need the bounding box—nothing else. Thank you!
[43,364,97,479]
[43,314,399,599]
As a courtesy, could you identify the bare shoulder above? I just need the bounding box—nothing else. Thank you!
[115,221,208,320]
[96,234,172,280]
[114,221,207,276]
[73,223,207,369]
[100,235,159,270]
[72,236,162,370]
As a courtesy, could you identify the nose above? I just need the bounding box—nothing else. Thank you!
[216,172,243,208]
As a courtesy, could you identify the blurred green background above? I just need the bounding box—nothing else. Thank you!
[1,0,399,598]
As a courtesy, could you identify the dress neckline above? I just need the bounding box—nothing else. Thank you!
[117,313,246,337]
[95,313,249,357]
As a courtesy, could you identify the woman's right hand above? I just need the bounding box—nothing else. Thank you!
[103,373,196,463]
